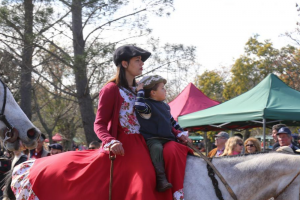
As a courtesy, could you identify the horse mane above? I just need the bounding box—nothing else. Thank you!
[189,150,295,160]
[2,169,15,200]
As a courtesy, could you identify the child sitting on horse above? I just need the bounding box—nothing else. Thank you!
[135,75,191,192]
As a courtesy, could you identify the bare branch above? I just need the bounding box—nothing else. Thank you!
[33,42,73,68]
[138,58,191,77]
[0,40,22,58]
[58,0,72,8]
[35,81,78,102]
[84,8,146,42]
[38,10,72,35]
[0,14,23,37]
[81,4,107,31]
[32,88,56,134]
[31,67,77,97]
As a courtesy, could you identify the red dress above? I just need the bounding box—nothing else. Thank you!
[27,83,191,200]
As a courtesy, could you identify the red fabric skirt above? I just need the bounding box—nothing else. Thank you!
[28,131,191,200]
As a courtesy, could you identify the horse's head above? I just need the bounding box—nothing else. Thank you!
[0,80,40,151]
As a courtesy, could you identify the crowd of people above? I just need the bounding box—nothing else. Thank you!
[0,135,102,164]
[208,124,300,157]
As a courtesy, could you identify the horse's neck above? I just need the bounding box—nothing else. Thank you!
[184,153,300,200]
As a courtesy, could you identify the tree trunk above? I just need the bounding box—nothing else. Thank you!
[72,0,98,144]
[244,129,251,140]
[20,0,34,119]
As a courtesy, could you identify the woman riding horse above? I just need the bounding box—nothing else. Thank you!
[7,45,191,200]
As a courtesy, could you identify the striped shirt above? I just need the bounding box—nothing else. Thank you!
[135,89,184,132]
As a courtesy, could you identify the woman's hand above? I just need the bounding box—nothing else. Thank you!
[178,135,192,145]
[110,142,125,156]
[136,83,144,91]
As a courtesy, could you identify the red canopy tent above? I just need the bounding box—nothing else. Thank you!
[169,83,219,121]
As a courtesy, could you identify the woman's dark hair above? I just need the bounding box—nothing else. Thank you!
[144,83,160,98]
[107,58,137,90]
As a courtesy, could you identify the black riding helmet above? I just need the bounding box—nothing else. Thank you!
[113,45,151,66]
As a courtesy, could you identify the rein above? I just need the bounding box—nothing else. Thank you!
[269,170,300,200]
[0,79,13,130]
[187,142,238,200]
[109,146,116,200]
[207,157,224,200]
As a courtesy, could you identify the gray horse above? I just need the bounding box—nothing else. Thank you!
[184,153,300,200]
[0,80,40,151]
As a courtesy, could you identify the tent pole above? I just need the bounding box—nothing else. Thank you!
[263,118,266,152]
[204,131,208,155]
[230,130,234,137]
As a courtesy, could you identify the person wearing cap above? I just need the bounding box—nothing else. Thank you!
[208,131,229,157]
[49,143,63,155]
[25,45,191,200]
[273,127,300,154]
[29,133,50,159]
[94,45,191,199]
[271,124,287,150]
[135,75,192,192]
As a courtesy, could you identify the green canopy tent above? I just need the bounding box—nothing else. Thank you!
[179,74,300,151]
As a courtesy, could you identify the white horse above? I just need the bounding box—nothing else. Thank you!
[0,80,40,151]
[184,153,300,200]
[3,152,300,200]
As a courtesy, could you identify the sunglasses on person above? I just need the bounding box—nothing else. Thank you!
[238,143,243,146]
[246,144,255,147]
[89,147,96,150]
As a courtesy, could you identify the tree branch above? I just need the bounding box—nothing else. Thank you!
[84,8,146,42]
[81,4,107,32]
[38,10,72,35]
[138,58,191,77]
[33,42,73,68]
[58,0,71,8]
[31,67,77,97]
[0,14,23,37]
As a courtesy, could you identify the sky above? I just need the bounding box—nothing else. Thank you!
[148,0,299,72]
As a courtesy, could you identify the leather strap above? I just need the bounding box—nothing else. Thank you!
[187,142,238,200]
[207,157,224,200]
[109,147,116,200]
[271,170,300,199]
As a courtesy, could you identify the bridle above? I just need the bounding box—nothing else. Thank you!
[0,79,14,130]
[0,79,19,148]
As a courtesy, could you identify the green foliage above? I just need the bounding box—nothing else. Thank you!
[195,70,225,102]
[196,35,300,102]
[223,35,281,100]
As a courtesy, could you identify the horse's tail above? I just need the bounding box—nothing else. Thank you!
[2,169,15,200]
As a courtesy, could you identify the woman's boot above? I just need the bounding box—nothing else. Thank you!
[153,162,172,192]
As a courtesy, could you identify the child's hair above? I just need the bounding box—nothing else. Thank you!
[144,83,160,98]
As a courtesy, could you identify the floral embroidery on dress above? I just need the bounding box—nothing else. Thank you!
[11,160,39,200]
[173,188,184,200]
[119,87,140,134]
